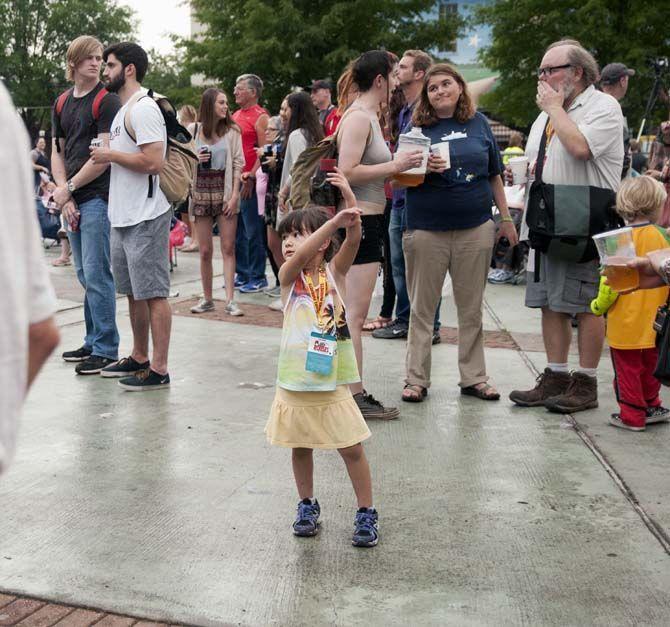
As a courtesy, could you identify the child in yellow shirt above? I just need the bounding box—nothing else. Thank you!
[597,177,670,431]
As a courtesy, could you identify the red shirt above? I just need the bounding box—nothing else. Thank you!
[232,104,269,173]
[324,108,342,137]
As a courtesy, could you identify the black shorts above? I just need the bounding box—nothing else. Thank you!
[353,214,384,265]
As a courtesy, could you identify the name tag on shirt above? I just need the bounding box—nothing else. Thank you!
[305,331,336,375]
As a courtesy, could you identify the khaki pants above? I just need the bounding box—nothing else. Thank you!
[403,221,495,388]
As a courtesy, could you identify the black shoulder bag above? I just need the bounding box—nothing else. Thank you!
[525,121,621,276]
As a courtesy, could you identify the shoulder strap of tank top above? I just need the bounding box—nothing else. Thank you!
[335,106,373,146]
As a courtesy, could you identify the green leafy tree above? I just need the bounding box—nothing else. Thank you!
[474,0,670,132]
[0,0,134,136]
[144,48,201,108]
[184,0,464,111]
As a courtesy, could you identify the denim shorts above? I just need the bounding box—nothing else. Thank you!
[111,209,171,300]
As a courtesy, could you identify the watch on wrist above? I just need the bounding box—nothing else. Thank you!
[66,179,76,194]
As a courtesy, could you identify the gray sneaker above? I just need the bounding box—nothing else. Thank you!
[372,320,408,339]
[191,298,215,314]
[264,285,281,297]
[224,301,243,317]
[353,391,400,420]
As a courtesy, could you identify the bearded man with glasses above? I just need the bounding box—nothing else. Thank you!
[510,39,624,414]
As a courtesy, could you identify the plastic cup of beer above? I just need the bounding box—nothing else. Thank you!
[592,227,639,292]
[508,156,529,185]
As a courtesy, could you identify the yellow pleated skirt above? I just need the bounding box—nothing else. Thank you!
[265,385,372,449]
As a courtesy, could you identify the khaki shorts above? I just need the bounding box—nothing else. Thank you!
[525,253,599,314]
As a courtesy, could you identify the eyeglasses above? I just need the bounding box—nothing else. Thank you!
[267,127,279,132]
[537,64,572,78]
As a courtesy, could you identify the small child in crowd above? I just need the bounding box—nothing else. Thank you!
[265,169,379,547]
[592,176,670,431]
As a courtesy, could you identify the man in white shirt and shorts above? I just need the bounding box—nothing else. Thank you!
[91,42,172,391]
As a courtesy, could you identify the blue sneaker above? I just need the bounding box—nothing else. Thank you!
[292,498,321,537]
[233,275,247,289]
[239,277,269,293]
[352,507,379,547]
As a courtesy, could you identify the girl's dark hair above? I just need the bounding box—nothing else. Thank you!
[286,91,324,146]
[352,50,395,92]
[277,207,341,261]
[198,88,239,138]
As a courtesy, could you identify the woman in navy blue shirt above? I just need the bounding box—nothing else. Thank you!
[400,64,518,402]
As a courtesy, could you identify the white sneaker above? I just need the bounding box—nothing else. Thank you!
[224,301,243,316]
[269,298,284,312]
[190,298,215,314]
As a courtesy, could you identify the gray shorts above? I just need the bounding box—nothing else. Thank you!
[525,253,599,314]
[111,209,171,300]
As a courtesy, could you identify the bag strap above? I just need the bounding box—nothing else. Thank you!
[91,87,108,121]
[534,119,551,183]
[123,90,146,143]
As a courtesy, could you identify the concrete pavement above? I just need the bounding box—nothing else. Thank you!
[1,243,669,626]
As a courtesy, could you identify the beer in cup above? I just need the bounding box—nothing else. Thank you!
[592,227,639,292]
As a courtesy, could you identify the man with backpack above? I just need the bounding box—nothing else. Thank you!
[510,40,624,413]
[90,42,172,391]
[50,35,120,375]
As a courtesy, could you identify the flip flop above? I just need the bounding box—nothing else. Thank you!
[362,316,392,332]
[51,257,71,267]
[460,382,500,401]
[402,384,427,403]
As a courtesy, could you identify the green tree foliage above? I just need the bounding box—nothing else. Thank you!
[474,0,670,132]
[144,48,201,108]
[0,0,133,135]
[184,0,463,111]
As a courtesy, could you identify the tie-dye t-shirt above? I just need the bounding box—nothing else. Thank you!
[277,265,360,391]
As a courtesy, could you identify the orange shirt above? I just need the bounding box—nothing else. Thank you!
[607,224,670,349]
[232,104,268,173]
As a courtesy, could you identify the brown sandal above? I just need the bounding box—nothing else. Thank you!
[460,382,500,401]
[363,316,392,332]
[402,384,427,403]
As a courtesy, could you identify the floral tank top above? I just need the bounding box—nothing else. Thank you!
[277,264,360,391]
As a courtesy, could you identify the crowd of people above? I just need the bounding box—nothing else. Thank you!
[6,33,670,548]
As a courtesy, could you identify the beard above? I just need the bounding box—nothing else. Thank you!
[105,73,126,93]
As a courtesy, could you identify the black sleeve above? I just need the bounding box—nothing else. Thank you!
[97,92,122,134]
[483,115,503,176]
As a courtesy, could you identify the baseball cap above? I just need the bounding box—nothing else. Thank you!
[600,63,635,85]
[310,79,332,92]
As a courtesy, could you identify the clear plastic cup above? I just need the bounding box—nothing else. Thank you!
[508,156,529,185]
[592,227,639,292]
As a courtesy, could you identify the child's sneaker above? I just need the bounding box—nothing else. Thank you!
[646,406,670,424]
[352,507,379,547]
[292,498,320,537]
[609,413,645,431]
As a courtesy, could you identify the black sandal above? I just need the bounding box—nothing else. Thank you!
[402,384,427,403]
[460,382,500,401]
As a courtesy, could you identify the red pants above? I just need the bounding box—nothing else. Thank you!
[611,347,662,427]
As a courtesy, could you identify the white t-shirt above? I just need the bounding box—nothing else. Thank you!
[521,85,625,247]
[108,89,169,227]
[0,84,57,472]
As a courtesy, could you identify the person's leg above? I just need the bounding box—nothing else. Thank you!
[78,198,119,360]
[292,448,314,499]
[448,221,495,388]
[380,200,395,319]
[245,194,267,282]
[195,216,214,300]
[67,225,94,351]
[403,230,449,389]
[267,226,284,274]
[542,308,572,363]
[641,347,662,408]
[235,198,251,284]
[611,348,647,428]
[127,295,150,363]
[576,312,605,369]
[147,297,172,375]
[345,262,381,395]
[263,221,280,287]
[338,444,372,508]
[217,213,238,303]
[389,208,410,326]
